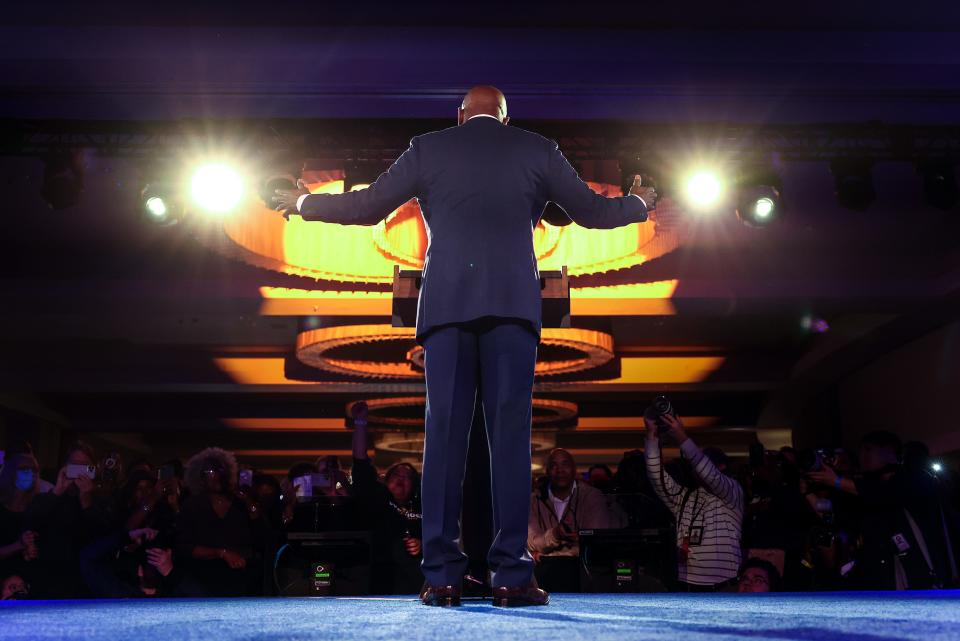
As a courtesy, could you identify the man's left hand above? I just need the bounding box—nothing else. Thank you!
[273,179,311,215]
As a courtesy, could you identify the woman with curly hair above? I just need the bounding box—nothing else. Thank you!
[175,447,258,596]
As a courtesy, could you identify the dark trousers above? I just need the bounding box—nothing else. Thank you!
[419,319,538,588]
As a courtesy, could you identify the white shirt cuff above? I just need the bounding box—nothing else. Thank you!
[296,193,310,212]
[629,193,647,209]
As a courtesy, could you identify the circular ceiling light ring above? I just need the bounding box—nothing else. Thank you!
[297,326,614,380]
[345,396,578,429]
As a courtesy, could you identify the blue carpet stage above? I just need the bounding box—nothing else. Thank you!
[3,592,960,641]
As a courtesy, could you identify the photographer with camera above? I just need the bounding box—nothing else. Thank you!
[644,398,744,590]
[806,431,958,590]
[79,527,186,597]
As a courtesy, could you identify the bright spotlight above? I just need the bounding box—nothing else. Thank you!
[190,163,245,214]
[755,198,774,218]
[146,196,167,218]
[735,178,782,228]
[141,183,181,226]
[931,462,944,474]
[686,171,723,209]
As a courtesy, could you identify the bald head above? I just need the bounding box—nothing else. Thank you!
[458,85,509,126]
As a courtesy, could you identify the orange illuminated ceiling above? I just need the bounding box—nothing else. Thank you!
[199,170,704,393]
[257,281,679,316]
[195,176,680,286]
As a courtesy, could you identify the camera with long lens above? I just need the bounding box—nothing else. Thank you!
[135,534,167,591]
[643,395,676,436]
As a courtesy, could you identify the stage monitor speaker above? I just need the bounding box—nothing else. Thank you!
[579,528,677,592]
[276,531,372,596]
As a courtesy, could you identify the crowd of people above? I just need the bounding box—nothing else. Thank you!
[1,405,957,599]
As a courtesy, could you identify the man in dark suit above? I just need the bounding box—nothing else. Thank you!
[275,86,656,606]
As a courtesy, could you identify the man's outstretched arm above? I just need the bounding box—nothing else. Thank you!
[279,136,421,226]
[544,140,654,229]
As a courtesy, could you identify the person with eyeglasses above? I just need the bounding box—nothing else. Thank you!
[528,449,610,561]
[175,447,259,596]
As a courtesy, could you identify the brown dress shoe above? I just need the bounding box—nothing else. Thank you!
[491,581,549,607]
[420,582,462,607]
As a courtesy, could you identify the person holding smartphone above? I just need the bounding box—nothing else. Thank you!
[24,442,112,597]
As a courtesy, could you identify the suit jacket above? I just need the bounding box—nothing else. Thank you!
[299,115,649,342]
[528,481,611,557]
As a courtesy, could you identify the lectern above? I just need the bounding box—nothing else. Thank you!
[391,265,570,328]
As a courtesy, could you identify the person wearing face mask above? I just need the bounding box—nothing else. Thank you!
[176,447,259,596]
[0,454,41,584]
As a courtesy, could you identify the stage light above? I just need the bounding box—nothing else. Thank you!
[685,170,723,210]
[755,198,774,217]
[190,163,245,214]
[931,462,943,474]
[41,150,85,210]
[735,168,782,228]
[918,161,958,210]
[146,197,167,218]
[830,159,875,211]
[140,183,181,226]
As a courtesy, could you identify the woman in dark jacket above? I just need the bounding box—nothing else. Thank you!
[176,447,263,596]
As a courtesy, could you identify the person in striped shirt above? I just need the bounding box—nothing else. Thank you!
[645,411,745,590]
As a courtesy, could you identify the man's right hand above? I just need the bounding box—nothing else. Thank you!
[273,179,310,217]
[628,175,658,210]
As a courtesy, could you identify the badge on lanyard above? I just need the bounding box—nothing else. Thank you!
[892,533,911,554]
[689,526,704,547]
